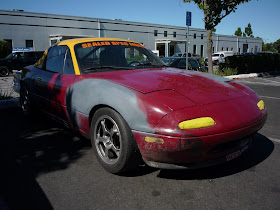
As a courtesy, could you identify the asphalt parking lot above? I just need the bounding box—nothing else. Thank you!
[0,75,279,210]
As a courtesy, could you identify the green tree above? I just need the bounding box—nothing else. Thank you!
[0,40,11,58]
[234,27,242,36]
[242,32,246,37]
[273,39,280,53]
[245,23,253,37]
[262,42,275,52]
[184,0,251,73]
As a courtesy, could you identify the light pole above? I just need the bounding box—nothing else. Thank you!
[186,11,192,71]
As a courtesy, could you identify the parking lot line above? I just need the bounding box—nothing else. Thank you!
[262,78,280,84]
[241,80,280,86]
[268,137,280,144]
[259,95,280,100]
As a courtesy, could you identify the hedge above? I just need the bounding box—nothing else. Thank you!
[0,40,12,58]
[219,53,280,74]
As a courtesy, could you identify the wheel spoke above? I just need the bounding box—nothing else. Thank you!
[104,146,110,158]
[110,124,119,137]
[100,119,110,135]
[111,145,120,157]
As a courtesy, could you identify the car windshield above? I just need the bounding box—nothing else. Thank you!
[5,53,15,59]
[74,41,166,73]
[189,59,200,69]
[161,57,178,66]
[212,54,220,57]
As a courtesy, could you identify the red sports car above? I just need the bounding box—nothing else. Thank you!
[19,38,267,173]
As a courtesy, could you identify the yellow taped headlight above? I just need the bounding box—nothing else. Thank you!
[179,117,215,129]
[257,100,265,111]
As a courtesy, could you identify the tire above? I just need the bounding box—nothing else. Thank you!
[20,85,33,117]
[0,66,9,77]
[90,107,141,174]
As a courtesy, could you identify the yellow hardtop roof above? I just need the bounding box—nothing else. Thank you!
[58,37,140,46]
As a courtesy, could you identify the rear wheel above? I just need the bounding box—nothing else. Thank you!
[0,66,9,77]
[20,86,33,117]
[90,107,140,174]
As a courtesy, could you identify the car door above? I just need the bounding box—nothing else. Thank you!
[33,46,76,123]
[51,47,76,123]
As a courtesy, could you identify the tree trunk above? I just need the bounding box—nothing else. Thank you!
[206,29,213,73]
[203,0,213,73]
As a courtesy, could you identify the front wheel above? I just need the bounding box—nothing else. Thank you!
[90,108,141,174]
[0,66,9,77]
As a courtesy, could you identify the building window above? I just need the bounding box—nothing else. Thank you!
[164,31,167,37]
[222,47,224,51]
[231,48,233,51]
[239,48,241,54]
[4,39,12,50]
[154,30,158,36]
[26,40,33,48]
[226,47,229,51]
[194,33,196,39]
[212,47,215,53]
[201,34,203,39]
[173,32,176,38]
[200,45,203,57]
[193,45,196,55]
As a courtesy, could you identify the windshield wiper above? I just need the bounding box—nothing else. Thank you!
[86,65,133,71]
[137,62,167,67]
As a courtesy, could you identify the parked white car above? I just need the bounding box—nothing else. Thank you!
[205,51,234,65]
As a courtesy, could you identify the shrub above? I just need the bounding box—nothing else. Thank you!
[213,67,238,76]
[220,53,280,74]
[0,87,14,100]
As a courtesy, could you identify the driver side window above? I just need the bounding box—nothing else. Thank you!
[46,46,67,73]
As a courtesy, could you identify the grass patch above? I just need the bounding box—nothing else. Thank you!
[212,67,238,76]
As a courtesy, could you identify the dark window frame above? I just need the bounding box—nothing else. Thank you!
[164,31,167,37]
[154,30,158,36]
[26,40,34,48]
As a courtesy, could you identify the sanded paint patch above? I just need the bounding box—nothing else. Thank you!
[179,117,215,129]
[145,137,164,144]
[67,79,151,133]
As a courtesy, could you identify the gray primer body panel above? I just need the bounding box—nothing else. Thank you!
[68,79,151,132]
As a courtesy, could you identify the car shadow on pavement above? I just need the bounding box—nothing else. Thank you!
[156,133,274,180]
[0,107,92,209]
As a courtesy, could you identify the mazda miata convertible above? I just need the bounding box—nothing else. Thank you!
[19,38,267,173]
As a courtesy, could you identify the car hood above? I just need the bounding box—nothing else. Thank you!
[87,68,248,106]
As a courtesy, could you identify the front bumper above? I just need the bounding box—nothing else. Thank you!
[133,115,266,169]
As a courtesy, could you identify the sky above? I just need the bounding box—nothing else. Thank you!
[1,0,279,43]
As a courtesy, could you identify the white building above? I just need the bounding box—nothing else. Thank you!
[0,10,262,57]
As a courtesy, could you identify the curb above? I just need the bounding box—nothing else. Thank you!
[224,73,258,79]
[0,97,20,109]
[224,71,280,80]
